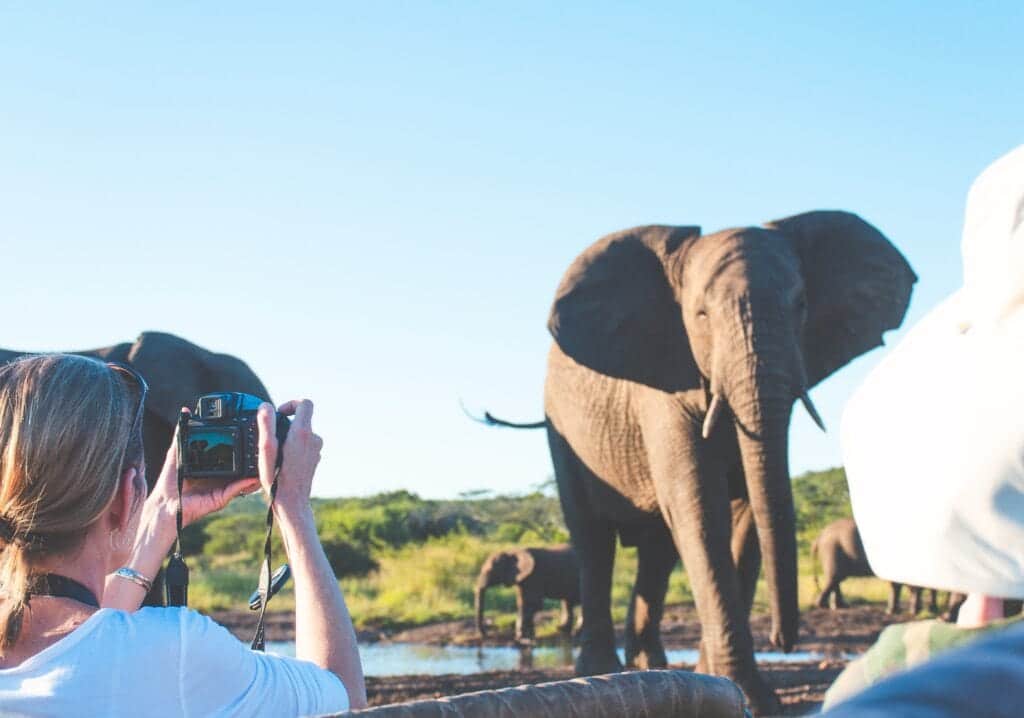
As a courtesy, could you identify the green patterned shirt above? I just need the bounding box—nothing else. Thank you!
[823,615,1024,710]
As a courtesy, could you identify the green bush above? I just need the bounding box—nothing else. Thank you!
[187,469,878,624]
[322,538,378,577]
[203,514,265,556]
[493,522,526,543]
[792,467,853,554]
[202,513,285,562]
[340,534,504,630]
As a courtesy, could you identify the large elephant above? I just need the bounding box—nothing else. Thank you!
[474,545,580,643]
[812,517,938,614]
[0,331,273,605]
[0,331,272,490]
[482,211,915,714]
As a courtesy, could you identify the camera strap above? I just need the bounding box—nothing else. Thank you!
[250,468,279,651]
[163,408,282,650]
[165,411,190,607]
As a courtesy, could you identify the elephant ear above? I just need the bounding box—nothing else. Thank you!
[514,550,536,583]
[124,331,273,429]
[548,225,702,392]
[766,211,917,387]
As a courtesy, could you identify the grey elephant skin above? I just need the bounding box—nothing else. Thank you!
[812,517,938,614]
[347,669,750,718]
[0,331,273,604]
[475,544,580,643]
[483,211,915,714]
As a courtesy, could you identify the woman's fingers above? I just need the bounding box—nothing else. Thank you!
[291,399,314,431]
[219,478,262,504]
[256,402,279,492]
[260,399,319,514]
[180,478,260,526]
[276,400,300,417]
[155,408,189,489]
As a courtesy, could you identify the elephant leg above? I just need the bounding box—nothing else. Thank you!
[911,586,923,615]
[649,443,779,716]
[833,582,848,609]
[570,519,620,673]
[929,589,939,614]
[516,587,541,643]
[730,497,760,618]
[888,582,903,614]
[816,576,838,609]
[514,586,526,642]
[624,523,676,670]
[945,592,967,622]
[699,496,760,673]
[547,426,622,675]
[557,600,573,635]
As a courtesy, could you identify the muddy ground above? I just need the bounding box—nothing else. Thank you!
[212,604,903,715]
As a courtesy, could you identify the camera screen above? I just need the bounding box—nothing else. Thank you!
[187,428,237,472]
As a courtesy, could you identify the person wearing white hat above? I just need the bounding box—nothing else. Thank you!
[821,143,1024,714]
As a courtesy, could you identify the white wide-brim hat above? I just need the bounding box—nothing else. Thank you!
[841,144,1024,598]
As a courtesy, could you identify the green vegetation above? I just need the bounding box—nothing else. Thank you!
[187,467,891,628]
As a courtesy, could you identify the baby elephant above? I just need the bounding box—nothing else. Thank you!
[813,518,938,614]
[474,544,581,643]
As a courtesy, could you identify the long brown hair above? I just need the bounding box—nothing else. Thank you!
[0,355,144,649]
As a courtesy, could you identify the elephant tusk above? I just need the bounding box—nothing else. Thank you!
[702,395,724,439]
[801,392,827,433]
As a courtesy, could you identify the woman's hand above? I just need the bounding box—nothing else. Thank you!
[255,400,323,522]
[105,411,262,611]
[147,410,260,531]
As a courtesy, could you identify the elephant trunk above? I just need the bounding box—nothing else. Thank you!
[734,399,799,651]
[724,339,800,653]
[475,581,488,637]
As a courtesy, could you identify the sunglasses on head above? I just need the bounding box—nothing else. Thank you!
[106,362,149,469]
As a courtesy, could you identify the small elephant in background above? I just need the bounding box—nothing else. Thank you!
[813,518,938,614]
[475,545,581,643]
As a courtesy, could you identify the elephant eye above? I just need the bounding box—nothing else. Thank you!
[696,309,709,320]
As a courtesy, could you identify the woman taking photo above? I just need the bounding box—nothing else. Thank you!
[0,354,365,716]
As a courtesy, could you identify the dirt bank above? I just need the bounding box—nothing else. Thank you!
[213,605,903,715]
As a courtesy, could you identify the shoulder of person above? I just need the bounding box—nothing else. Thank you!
[822,620,1024,717]
[859,620,945,674]
[876,618,997,667]
[105,606,232,642]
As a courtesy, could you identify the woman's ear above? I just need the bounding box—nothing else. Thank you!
[110,467,142,535]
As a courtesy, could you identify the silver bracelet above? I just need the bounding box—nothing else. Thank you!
[113,567,153,592]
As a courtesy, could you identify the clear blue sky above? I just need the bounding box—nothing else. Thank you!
[1,3,1020,498]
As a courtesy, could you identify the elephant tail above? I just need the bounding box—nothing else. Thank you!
[479,413,547,429]
[460,401,546,429]
[810,537,821,593]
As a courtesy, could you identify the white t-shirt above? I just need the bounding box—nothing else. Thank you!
[0,607,349,717]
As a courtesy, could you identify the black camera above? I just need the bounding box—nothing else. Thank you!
[180,393,290,480]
